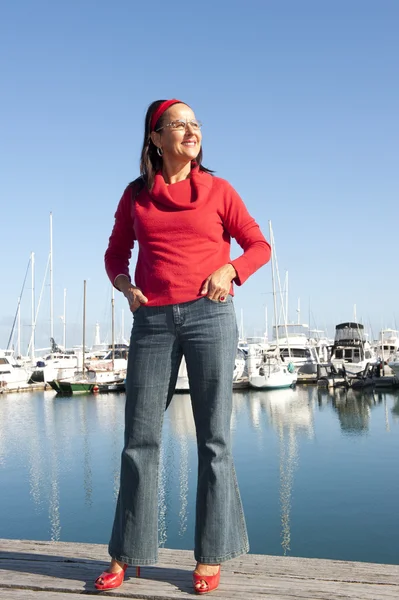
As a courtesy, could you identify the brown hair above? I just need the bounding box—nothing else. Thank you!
[139,100,213,190]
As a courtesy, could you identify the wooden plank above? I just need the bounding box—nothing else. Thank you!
[0,591,147,600]
[0,539,398,599]
[1,538,398,585]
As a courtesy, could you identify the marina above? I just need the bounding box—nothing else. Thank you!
[1,214,399,596]
[3,218,399,395]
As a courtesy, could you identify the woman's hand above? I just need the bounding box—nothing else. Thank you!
[201,264,237,301]
[114,275,148,313]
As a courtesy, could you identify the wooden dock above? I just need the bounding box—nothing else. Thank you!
[0,539,398,599]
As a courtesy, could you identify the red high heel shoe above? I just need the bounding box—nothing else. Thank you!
[193,565,221,594]
[94,563,128,590]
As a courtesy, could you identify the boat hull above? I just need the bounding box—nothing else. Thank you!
[54,381,94,394]
[249,372,297,390]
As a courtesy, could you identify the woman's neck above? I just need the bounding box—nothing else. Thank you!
[162,159,191,184]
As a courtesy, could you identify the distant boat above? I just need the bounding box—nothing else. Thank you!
[248,351,297,390]
[388,354,399,378]
[49,370,126,395]
[330,322,377,377]
[96,380,125,393]
[374,329,399,363]
[50,281,92,395]
[248,221,297,390]
[29,350,78,383]
[233,348,249,389]
[270,323,320,375]
[49,379,94,394]
[50,284,127,395]
[0,350,31,392]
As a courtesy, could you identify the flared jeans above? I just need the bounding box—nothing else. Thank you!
[108,295,249,565]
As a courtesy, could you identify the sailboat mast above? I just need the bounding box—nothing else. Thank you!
[269,222,279,350]
[82,280,86,372]
[31,251,35,361]
[240,308,244,340]
[285,271,289,324]
[17,297,21,357]
[50,212,54,339]
[63,288,67,349]
[111,288,115,371]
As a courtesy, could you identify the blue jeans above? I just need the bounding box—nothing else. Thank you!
[108,296,249,566]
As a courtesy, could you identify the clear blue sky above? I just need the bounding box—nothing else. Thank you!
[1,0,398,352]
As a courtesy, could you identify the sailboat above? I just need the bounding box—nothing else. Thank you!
[248,222,297,390]
[94,289,126,392]
[50,281,94,394]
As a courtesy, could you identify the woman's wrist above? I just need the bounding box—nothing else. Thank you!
[114,274,132,292]
[227,263,237,279]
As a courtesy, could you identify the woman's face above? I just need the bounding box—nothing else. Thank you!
[151,103,202,163]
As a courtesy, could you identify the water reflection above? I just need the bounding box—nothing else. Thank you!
[317,387,381,434]
[392,396,399,419]
[158,445,167,546]
[43,398,61,540]
[244,388,313,554]
[0,387,398,562]
[159,394,194,546]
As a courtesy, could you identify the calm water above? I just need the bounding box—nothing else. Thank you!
[0,386,398,565]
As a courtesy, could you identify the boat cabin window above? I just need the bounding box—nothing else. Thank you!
[335,348,362,363]
[382,345,395,352]
[0,358,10,365]
[344,349,353,361]
[280,348,311,359]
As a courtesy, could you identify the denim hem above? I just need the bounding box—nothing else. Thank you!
[109,551,158,566]
[194,543,250,564]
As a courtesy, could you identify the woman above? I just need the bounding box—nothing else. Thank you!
[95,99,271,594]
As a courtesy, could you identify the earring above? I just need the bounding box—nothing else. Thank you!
[157,147,163,157]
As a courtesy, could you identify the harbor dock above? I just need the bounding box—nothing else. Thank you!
[0,538,398,599]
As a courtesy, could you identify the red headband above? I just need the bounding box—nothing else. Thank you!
[150,99,183,131]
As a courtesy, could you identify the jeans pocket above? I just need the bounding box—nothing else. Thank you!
[204,294,232,304]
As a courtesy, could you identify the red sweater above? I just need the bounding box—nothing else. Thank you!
[105,166,271,306]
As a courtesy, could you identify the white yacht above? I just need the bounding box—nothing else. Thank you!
[248,221,298,390]
[309,329,331,363]
[248,348,297,390]
[330,322,376,377]
[374,329,399,362]
[0,350,31,392]
[388,354,399,378]
[30,352,79,383]
[233,348,249,389]
[270,324,320,375]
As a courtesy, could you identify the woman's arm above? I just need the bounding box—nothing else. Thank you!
[104,186,136,288]
[221,182,271,285]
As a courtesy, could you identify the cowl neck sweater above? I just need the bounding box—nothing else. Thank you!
[105,167,270,306]
[149,164,213,211]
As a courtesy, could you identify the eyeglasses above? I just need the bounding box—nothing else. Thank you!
[156,119,202,132]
